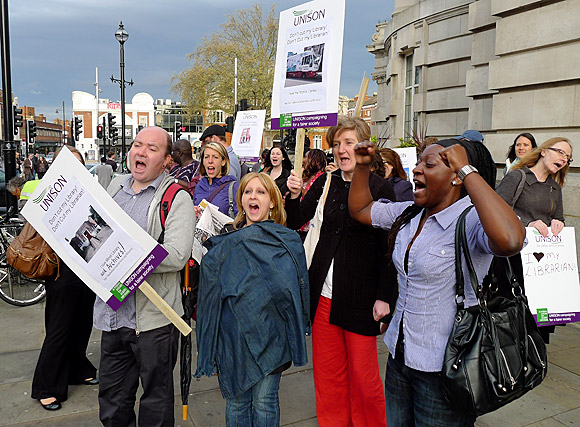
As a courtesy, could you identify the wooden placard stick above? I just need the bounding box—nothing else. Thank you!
[354,73,370,119]
[139,281,192,336]
[293,128,306,176]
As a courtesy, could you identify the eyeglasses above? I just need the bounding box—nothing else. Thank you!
[547,147,573,163]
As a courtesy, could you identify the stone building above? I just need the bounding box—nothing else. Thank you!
[367,0,580,244]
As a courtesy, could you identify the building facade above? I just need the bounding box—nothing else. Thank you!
[367,0,580,252]
[72,91,155,161]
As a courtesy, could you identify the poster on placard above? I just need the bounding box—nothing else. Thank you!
[231,110,266,163]
[21,147,168,311]
[270,0,345,129]
[520,227,580,326]
[393,147,417,189]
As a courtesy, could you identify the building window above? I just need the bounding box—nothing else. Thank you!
[313,135,322,149]
[404,54,419,137]
[212,110,224,123]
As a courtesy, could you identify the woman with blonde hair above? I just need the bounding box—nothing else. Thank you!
[193,141,239,218]
[496,137,573,342]
[196,172,309,426]
[286,116,395,427]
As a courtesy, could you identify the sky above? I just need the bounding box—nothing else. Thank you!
[7,0,395,122]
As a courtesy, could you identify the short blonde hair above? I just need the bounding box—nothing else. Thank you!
[233,172,286,229]
[199,142,230,177]
[326,116,370,145]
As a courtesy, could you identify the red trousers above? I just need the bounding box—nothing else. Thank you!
[313,296,387,427]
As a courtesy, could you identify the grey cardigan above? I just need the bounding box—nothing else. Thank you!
[496,166,564,227]
[108,174,195,332]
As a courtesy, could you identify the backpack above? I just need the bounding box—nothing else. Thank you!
[158,183,199,318]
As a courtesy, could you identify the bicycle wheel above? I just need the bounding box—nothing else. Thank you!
[0,252,46,307]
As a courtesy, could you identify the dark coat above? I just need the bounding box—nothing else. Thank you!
[285,170,396,336]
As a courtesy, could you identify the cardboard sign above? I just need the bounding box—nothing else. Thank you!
[231,110,266,163]
[21,147,168,311]
[270,0,345,129]
[520,227,580,326]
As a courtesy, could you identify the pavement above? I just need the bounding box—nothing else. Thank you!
[1,298,579,426]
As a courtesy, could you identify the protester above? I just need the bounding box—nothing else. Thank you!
[504,132,537,176]
[7,176,40,211]
[169,139,200,195]
[106,151,118,172]
[193,141,239,218]
[200,124,241,180]
[298,149,327,239]
[31,146,98,412]
[196,172,309,427]
[94,126,195,426]
[349,138,525,426]
[251,148,270,172]
[264,145,292,196]
[285,116,395,427]
[380,148,414,201]
[94,157,113,190]
[496,137,572,343]
[22,154,34,181]
[37,156,48,179]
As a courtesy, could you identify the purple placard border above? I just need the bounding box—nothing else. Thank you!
[106,244,169,311]
[533,311,580,327]
[271,112,338,130]
[240,156,259,163]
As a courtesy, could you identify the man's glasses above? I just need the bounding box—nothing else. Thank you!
[547,147,573,163]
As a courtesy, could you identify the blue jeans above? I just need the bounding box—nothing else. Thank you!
[385,354,475,427]
[225,373,282,427]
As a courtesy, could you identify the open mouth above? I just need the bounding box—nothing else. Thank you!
[413,179,426,194]
[247,203,260,215]
[554,161,564,169]
[207,166,216,174]
[134,160,146,171]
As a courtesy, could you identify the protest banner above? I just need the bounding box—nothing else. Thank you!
[21,147,191,335]
[270,0,345,130]
[393,147,417,188]
[520,227,580,326]
[231,109,266,163]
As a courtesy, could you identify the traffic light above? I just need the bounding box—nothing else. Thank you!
[27,120,37,142]
[110,126,119,143]
[107,113,116,138]
[239,99,252,111]
[97,125,104,139]
[74,117,83,141]
[13,106,23,134]
[174,121,182,141]
[225,116,234,133]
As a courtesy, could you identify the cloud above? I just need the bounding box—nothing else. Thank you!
[30,90,42,95]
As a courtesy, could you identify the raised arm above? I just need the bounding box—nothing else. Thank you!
[440,145,525,256]
[348,141,376,226]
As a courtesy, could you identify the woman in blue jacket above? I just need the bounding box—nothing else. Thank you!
[196,173,309,427]
[193,142,239,218]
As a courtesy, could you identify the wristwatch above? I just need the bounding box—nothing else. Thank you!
[457,164,478,181]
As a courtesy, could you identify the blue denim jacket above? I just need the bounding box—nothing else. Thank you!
[195,221,310,398]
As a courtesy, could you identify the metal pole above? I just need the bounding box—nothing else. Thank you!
[95,66,99,157]
[62,100,65,145]
[120,42,126,166]
[1,0,18,216]
[234,57,238,109]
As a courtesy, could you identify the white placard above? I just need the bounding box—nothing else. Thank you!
[21,147,168,311]
[393,147,417,188]
[520,227,580,326]
[231,110,266,162]
[270,0,345,129]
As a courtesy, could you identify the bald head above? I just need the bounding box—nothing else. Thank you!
[135,126,172,156]
[172,139,193,164]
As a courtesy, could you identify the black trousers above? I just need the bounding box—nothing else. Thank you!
[98,324,179,427]
[31,263,97,401]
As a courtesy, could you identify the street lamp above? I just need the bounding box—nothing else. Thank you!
[55,101,66,145]
[111,21,133,170]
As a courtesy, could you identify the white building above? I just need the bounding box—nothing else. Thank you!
[72,91,155,161]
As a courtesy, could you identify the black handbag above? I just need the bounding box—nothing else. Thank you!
[442,206,548,416]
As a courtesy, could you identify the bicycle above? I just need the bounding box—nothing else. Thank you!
[0,217,47,306]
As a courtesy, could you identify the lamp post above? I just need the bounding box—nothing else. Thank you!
[55,101,66,145]
[111,21,133,170]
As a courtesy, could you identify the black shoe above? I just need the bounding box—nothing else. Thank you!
[40,399,61,411]
[82,378,99,385]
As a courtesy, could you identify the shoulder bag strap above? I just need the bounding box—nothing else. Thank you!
[454,206,476,308]
[321,172,332,205]
[510,169,526,208]
[227,181,235,218]
[207,181,230,203]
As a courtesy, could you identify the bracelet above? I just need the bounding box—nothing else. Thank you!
[457,165,478,181]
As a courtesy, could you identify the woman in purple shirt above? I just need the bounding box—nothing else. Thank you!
[349,139,525,426]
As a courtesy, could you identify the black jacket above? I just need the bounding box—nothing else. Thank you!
[285,170,396,336]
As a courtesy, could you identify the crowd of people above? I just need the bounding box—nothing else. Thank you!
[21,118,573,426]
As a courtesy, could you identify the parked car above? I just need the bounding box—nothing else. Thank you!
[45,152,54,164]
